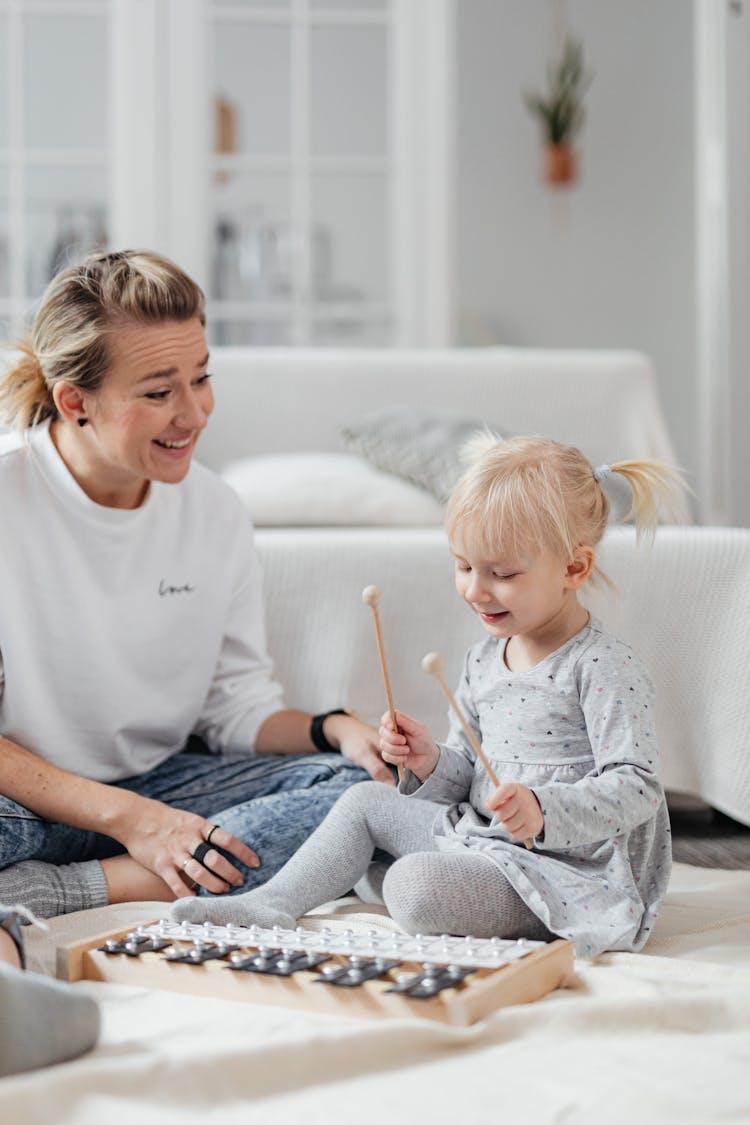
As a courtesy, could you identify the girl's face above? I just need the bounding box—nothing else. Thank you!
[71,317,213,507]
[451,530,584,643]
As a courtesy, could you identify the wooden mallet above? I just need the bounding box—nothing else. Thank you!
[421,651,533,849]
[362,585,404,781]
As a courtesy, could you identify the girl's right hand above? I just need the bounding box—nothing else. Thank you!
[378,709,440,781]
[115,795,260,899]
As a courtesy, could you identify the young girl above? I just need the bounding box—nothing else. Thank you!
[173,436,682,958]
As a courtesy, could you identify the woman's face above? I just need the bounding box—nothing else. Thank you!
[79,317,214,506]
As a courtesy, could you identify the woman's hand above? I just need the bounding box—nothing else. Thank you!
[485,783,544,841]
[114,795,260,899]
[321,712,394,784]
[378,709,440,782]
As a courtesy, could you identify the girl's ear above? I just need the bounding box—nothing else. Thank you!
[52,381,88,426]
[565,545,595,588]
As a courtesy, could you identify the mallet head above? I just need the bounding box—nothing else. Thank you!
[362,585,381,607]
[421,651,444,677]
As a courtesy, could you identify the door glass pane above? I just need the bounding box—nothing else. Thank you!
[208,316,292,347]
[312,172,388,303]
[26,165,108,298]
[311,1,386,10]
[210,171,292,301]
[208,0,290,8]
[212,21,291,156]
[0,167,8,300]
[24,14,108,149]
[312,314,390,346]
[0,12,7,150]
[310,25,387,156]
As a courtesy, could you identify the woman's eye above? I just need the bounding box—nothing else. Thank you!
[196,372,213,386]
[145,389,170,401]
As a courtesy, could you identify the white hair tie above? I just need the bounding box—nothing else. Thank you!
[593,464,612,482]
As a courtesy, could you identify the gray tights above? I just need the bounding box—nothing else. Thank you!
[172,781,551,941]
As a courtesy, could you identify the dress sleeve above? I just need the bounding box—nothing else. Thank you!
[193,518,285,754]
[532,639,665,850]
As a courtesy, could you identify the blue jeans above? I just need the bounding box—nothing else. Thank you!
[0,747,369,893]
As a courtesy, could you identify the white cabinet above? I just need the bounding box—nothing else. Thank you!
[0,0,452,347]
[120,0,454,346]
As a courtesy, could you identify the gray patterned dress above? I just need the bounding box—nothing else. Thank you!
[402,617,671,958]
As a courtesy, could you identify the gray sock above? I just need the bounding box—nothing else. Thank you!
[0,964,100,1077]
[0,860,109,919]
[172,780,440,928]
[383,851,554,940]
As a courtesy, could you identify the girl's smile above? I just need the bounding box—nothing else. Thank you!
[450,531,593,669]
[51,317,213,509]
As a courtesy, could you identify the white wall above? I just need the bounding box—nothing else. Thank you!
[455,1,698,504]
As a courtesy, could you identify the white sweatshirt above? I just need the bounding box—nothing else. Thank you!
[0,422,284,781]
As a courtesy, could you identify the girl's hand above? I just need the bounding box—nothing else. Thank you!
[378,709,440,781]
[486,783,544,841]
[115,795,260,899]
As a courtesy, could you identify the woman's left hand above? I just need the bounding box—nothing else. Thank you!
[486,782,544,840]
[321,712,395,784]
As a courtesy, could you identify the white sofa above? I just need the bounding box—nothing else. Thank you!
[198,346,747,826]
[8,346,750,1123]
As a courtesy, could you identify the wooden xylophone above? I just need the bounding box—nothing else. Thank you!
[57,919,574,1027]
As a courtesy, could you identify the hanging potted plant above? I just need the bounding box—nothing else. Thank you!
[524,37,592,187]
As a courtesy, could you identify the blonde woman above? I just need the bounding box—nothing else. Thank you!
[174,436,682,959]
[0,250,389,920]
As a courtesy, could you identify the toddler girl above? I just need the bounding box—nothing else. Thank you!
[173,436,683,958]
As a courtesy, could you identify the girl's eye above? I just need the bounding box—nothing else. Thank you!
[145,373,212,401]
[494,572,518,580]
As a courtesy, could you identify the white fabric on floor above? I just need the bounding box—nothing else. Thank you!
[1,862,748,1125]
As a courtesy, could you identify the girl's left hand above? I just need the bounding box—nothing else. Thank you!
[486,783,544,841]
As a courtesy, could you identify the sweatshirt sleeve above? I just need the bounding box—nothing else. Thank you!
[532,639,664,850]
[193,518,285,754]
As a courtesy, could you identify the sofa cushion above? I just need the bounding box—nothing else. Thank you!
[340,407,505,502]
[221,452,444,526]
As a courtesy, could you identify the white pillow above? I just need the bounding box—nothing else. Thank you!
[221,452,444,527]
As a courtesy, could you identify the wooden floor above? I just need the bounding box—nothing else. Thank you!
[668,792,750,870]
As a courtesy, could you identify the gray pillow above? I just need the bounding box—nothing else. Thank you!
[340,407,503,502]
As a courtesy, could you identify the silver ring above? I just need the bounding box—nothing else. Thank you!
[181,856,192,870]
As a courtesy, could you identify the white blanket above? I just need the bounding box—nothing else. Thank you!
[2,863,749,1125]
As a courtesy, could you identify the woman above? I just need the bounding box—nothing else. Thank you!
[0,249,390,918]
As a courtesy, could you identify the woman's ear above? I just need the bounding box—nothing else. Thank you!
[565,546,595,588]
[52,381,88,427]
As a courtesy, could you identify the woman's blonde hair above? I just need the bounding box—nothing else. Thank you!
[0,249,205,430]
[445,434,686,583]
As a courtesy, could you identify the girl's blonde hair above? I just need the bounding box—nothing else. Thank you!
[0,249,205,431]
[445,434,686,583]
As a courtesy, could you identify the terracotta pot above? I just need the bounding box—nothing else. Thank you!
[543,144,577,186]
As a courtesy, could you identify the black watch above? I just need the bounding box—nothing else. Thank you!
[310,708,349,753]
